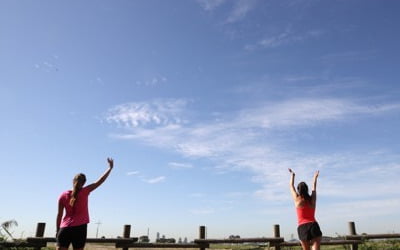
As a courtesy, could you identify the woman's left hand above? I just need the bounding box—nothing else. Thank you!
[107,157,114,169]
[314,170,319,178]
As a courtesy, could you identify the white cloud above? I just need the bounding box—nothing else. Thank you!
[197,0,226,11]
[321,50,376,64]
[126,171,140,176]
[237,98,351,128]
[258,31,291,48]
[226,0,257,23]
[234,98,400,131]
[168,162,193,169]
[197,0,257,24]
[106,98,400,205]
[107,97,400,159]
[105,99,188,129]
[284,76,319,82]
[144,176,166,184]
[135,76,167,86]
[319,198,400,222]
[252,153,400,203]
[35,61,59,72]
[246,29,325,51]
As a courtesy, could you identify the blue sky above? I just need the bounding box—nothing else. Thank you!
[1,0,400,241]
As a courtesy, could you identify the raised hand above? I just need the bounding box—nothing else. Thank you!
[107,157,114,169]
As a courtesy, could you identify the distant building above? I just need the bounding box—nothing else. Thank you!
[156,237,176,243]
[139,235,150,243]
[228,235,240,239]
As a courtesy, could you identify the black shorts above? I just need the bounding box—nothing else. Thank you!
[297,222,322,241]
[57,224,87,248]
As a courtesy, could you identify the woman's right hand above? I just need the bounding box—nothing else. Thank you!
[288,168,295,174]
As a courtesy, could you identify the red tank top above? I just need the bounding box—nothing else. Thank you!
[296,202,316,225]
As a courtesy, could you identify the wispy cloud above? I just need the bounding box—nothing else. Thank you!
[126,171,140,176]
[321,50,376,64]
[106,97,400,204]
[135,76,167,87]
[127,170,166,184]
[225,0,258,24]
[106,98,400,156]
[245,29,325,51]
[319,198,400,223]
[168,162,193,169]
[197,0,226,11]
[283,75,319,82]
[236,98,400,129]
[34,55,60,72]
[105,99,188,129]
[197,0,257,24]
[144,176,166,184]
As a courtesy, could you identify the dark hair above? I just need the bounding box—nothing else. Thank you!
[70,173,86,207]
[297,182,311,202]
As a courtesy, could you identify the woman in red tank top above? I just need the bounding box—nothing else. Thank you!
[289,169,322,250]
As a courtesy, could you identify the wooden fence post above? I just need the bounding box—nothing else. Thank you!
[35,222,46,237]
[122,224,131,250]
[35,222,46,250]
[348,221,358,250]
[199,226,206,250]
[273,224,281,250]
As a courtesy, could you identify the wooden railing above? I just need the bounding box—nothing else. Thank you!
[1,221,399,249]
[343,221,400,250]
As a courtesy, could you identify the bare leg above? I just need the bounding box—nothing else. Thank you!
[310,236,321,250]
[300,240,311,250]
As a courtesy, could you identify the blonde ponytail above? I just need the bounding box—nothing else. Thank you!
[70,173,86,207]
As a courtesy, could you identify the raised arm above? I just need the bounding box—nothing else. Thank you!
[312,170,319,192]
[288,168,298,201]
[87,158,114,192]
[311,170,319,206]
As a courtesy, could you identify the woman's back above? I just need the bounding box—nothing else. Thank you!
[296,200,316,225]
[59,186,91,228]
[288,169,322,250]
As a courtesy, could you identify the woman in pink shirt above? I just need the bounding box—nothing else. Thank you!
[289,168,322,250]
[56,158,114,250]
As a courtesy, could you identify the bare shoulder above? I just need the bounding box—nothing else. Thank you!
[294,197,303,208]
